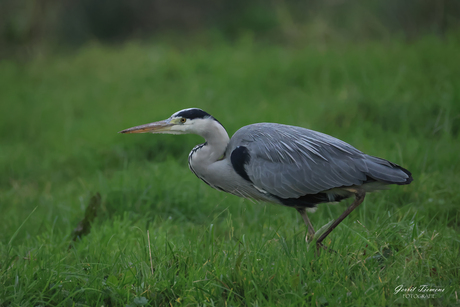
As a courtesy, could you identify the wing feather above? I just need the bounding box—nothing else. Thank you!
[227,123,409,199]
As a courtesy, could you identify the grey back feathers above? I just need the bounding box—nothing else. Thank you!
[225,123,412,203]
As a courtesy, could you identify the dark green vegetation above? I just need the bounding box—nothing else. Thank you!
[3,0,459,55]
[1,35,460,306]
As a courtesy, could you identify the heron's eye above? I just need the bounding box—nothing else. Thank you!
[180,118,187,123]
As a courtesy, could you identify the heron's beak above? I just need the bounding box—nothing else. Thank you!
[118,120,173,134]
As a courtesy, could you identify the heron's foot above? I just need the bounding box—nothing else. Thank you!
[312,221,338,254]
[305,232,337,254]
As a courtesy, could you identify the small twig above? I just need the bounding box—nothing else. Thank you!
[147,230,154,275]
[413,242,423,260]
[431,230,439,241]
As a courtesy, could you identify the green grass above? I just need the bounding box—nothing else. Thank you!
[1,34,460,306]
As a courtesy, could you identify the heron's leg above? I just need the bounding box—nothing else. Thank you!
[296,208,315,242]
[316,190,366,246]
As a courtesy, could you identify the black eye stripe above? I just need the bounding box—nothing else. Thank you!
[173,108,225,129]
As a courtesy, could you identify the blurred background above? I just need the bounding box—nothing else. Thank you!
[1,0,460,58]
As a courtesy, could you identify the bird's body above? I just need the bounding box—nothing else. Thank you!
[120,108,413,247]
[189,121,411,209]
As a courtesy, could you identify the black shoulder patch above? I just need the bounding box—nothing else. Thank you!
[176,108,211,120]
[230,146,252,183]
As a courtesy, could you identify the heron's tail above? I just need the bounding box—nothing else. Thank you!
[363,155,413,185]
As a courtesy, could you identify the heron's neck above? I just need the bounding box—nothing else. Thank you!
[195,120,229,162]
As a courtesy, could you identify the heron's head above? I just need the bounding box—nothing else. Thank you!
[119,108,224,136]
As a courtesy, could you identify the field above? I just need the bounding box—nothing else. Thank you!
[1,34,459,306]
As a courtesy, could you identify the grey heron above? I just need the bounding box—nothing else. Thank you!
[120,108,413,247]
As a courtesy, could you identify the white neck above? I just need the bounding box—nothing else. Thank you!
[190,119,229,167]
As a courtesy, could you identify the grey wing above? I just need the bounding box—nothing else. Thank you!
[227,123,410,199]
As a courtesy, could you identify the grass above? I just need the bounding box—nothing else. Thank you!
[1,34,460,306]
